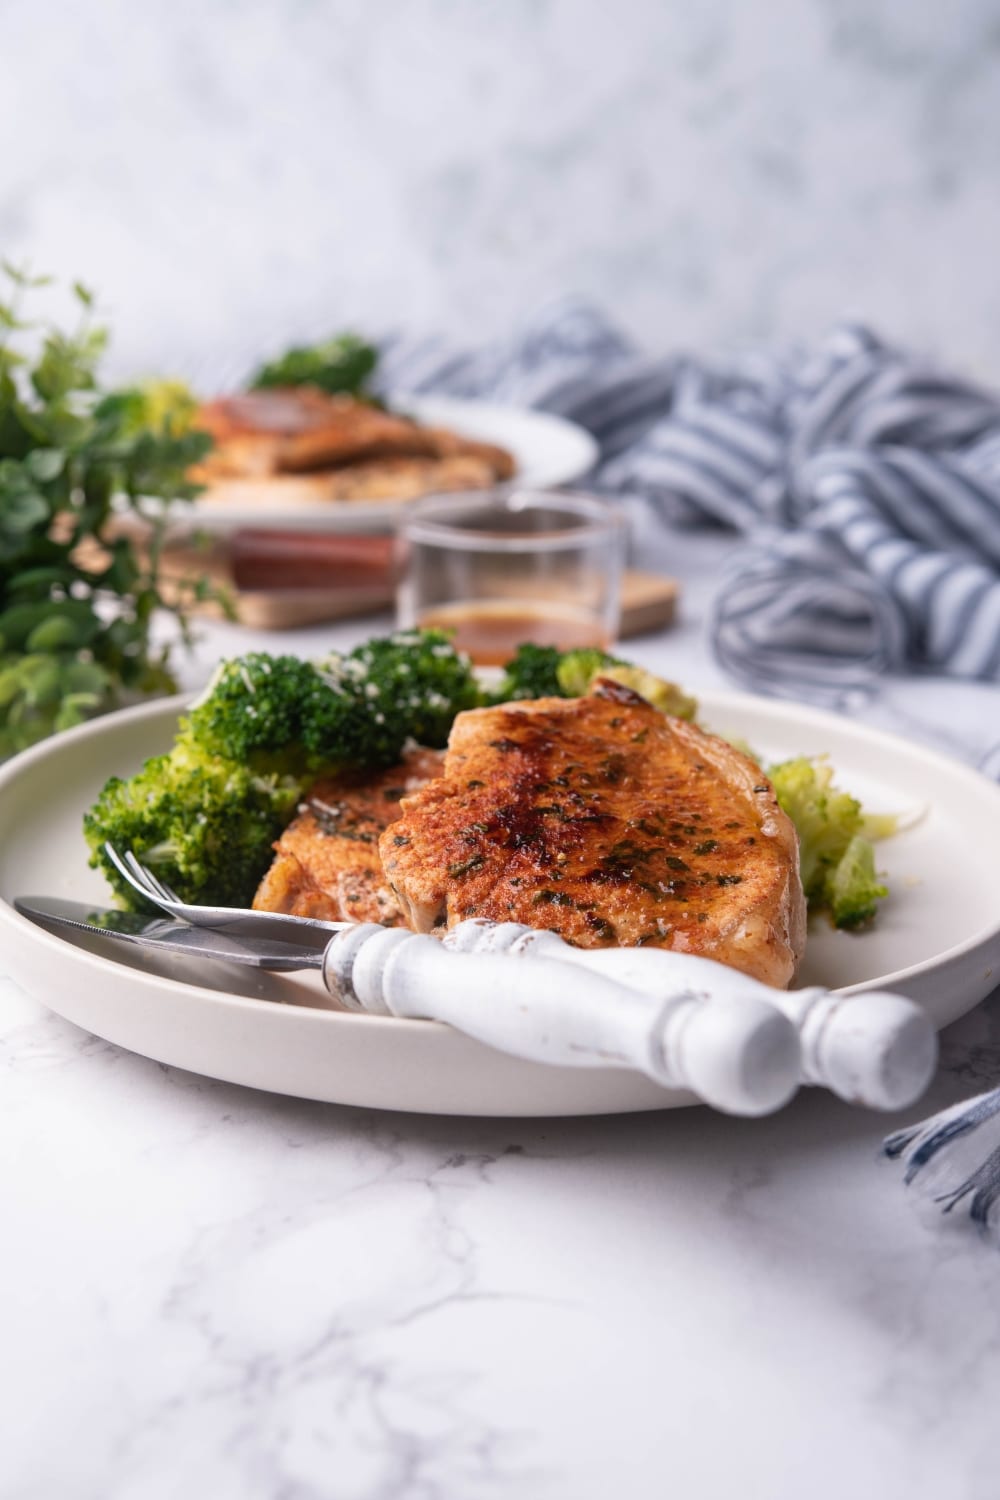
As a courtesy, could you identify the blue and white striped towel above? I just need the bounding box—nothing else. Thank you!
[386,303,1000,1228]
[381,302,1000,710]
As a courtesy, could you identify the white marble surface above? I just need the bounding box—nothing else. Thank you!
[4,0,1000,384]
[3,529,1000,1499]
[5,5,1000,1491]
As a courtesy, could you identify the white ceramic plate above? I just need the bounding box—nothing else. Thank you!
[164,395,600,534]
[2,692,999,1117]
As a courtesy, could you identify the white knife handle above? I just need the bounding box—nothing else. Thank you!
[322,924,800,1117]
[445,920,937,1111]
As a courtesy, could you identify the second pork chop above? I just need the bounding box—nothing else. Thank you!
[253,747,444,925]
[379,683,806,987]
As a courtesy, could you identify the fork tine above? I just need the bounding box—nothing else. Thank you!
[151,873,184,904]
[124,852,175,905]
[104,843,164,906]
[121,849,158,894]
[121,851,177,909]
[124,852,187,909]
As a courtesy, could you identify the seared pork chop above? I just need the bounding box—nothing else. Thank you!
[191,389,516,487]
[380,684,806,987]
[253,747,444,925]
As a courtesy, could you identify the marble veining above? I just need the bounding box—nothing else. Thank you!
[3,525,1000,1498]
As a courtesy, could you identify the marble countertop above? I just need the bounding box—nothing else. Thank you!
[3,530,1000,1500]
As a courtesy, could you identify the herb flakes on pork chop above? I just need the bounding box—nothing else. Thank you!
[379,682,806,988]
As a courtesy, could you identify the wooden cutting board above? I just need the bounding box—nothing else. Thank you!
[152,532,680,637]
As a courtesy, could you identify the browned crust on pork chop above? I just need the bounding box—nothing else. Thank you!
[253,747,444,925]
[379,685,806,987]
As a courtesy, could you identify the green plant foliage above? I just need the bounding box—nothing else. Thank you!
[0,265,213,757]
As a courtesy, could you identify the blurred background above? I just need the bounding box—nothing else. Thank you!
[3,0,998,382]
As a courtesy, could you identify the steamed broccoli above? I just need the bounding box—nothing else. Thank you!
[184,653,349,775]
[495,643,697,719]
[85,630,486,910]
[769,756,889,929]
[330,630,482,752]
[84,738,303,912]
[561,654,698,720]
[553,647,623,696]
[185,632,482,776]
[495,644,565,700]
[826,833,889,930]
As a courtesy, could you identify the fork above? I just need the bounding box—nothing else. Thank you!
[103,844,345,949]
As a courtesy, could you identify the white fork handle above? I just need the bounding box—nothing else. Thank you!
[321,924,799,1117]
[444,920,937,1112]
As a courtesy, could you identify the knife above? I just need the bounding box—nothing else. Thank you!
[16,895,331,970]
[14,895,802,1117]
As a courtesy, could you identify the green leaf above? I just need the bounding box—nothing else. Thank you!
[0,601,54,650]
[100,379,200,439]
[25,447,65,482]
[0,305,30,332]
[54,691,104,731]
[4,564,80,596]
[26,613,95,652]
[2,261,52,289]
[61,658,111,695]
[0,489,49,536]
[0,598,100,651]
[0,657,28,707]
[20,653,64,705]
[96,538,139,596]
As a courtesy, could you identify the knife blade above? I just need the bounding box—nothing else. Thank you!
[15,896,324,972]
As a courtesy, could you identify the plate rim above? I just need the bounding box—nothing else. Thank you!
[2,686,999,1027]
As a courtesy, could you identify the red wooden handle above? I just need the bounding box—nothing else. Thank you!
[230,530,396,592]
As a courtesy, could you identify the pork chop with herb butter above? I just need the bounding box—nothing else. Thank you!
[379,682,806,988]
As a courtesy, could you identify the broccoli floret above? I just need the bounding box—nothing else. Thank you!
[768,756,862,898]
[184,653,344,775]
[185,633,482,777]
[497,644,697,719]
[83,738,303,913]
[86,630,486,911]
[554,648,622,696]
[495,643,565,700]
[496,645,634,701]
[329,629,482,752]
[556,649,697,718]
[769,755,888,928]
[568,659,698,720]
[825,834,888,929]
